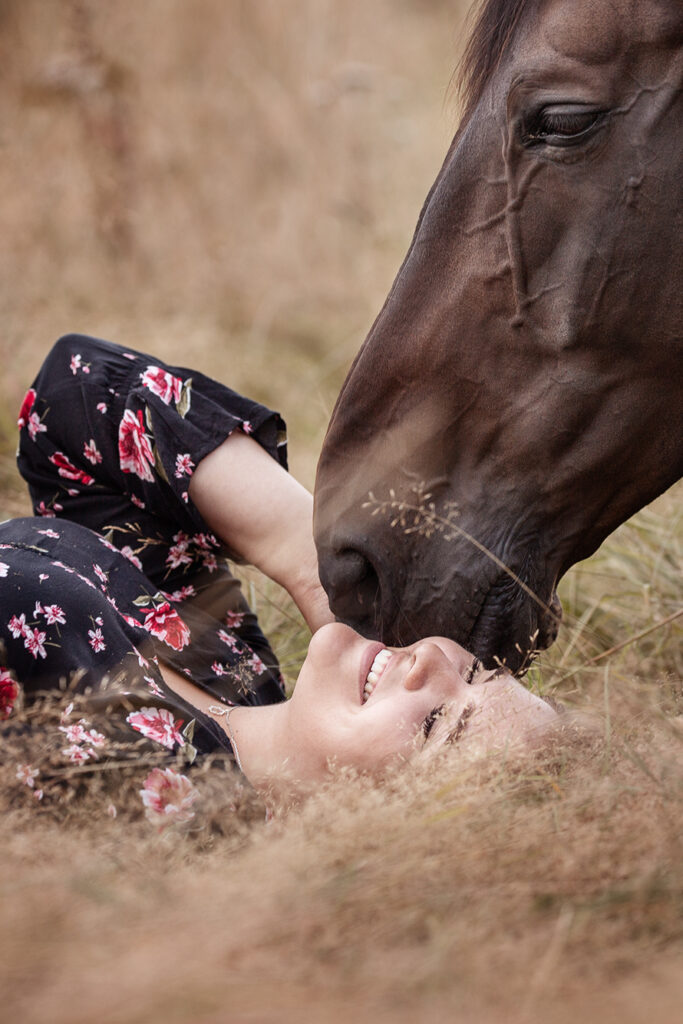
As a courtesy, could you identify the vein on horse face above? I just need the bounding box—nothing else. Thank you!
[501,145,543,328]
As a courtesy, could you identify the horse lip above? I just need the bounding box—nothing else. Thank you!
[536,590,563,650]
[467,572,554,675]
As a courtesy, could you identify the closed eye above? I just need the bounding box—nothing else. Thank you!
[445,702,475,744]
[422,704,445,739]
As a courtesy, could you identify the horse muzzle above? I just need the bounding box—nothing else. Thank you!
[317,532,563,674]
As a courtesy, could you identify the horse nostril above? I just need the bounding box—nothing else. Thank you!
[322,548,381,627]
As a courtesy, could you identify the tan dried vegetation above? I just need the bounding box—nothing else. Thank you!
[0,1,681,1022]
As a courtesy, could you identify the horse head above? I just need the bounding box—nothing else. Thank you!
[314,0,683,673]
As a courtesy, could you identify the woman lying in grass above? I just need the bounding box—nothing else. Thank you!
[0,336,559,810]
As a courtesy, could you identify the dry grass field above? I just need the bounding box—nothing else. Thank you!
[0,2,681,1022]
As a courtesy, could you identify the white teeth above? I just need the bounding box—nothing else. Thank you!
[362,648,391,703]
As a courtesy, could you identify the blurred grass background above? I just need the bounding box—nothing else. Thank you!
[0,2,681,1021]
[0,0,464,504]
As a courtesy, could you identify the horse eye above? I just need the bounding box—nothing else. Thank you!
[523,106,604,146]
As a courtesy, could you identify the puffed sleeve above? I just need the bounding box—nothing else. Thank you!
[17,333,288,543]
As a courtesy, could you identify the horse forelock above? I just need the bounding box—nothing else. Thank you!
[456,0,683,120]
[455,0,534,119]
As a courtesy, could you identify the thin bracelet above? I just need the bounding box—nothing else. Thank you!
[208,704,244,772]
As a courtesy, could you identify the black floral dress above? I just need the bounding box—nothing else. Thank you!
[0,334,288,796]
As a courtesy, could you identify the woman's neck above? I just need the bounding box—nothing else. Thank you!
[159,661,294,794]
[227,702,295,795]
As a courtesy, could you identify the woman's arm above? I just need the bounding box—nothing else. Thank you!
[188,431,333,633]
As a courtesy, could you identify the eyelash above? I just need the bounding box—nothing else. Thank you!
[521,107,606,147]
[422,704,445,739]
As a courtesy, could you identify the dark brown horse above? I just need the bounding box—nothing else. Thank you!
[314,0,683,673]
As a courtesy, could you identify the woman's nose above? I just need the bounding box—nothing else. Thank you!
[403,642,456,692]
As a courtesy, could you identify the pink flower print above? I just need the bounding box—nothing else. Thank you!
[83,727,106,749]
[33,601,44,619]
[37,528,59,539]
[49,452,95,486]
[140,366,183,405]
[118,408,155,482]
[120,546,143,570]
[139,603,191,651]
[181,491,189,503]
[43,604,66,625]
[130,494,145,509]
[39,574,49,581]
[139,767,197,827]
[0,562,8,578]
[61,702,75,723]
[62,744,91,764]
[52,560,74,574]
[44,602,66,626]
[59,718,106,759]
[127,707,185,749]
[98,537,119,554]
[88,628,106,652]
[60,721,89,744]
[202,553,218,573]
[123,352,137,360]
[36,501,60,517]
[132,647,150,669]
[145,676,163,697]
[17,388,36,428]
[8,614,28,639]
[95,616,103,626]
[97,402,108,414]
[70,353,89,374]
[174,453,194,478]
[225,610,245,628]
[24,628,47,659]
[107,803,117,818]
[0,670,19,719]
[16,763,39,787]
[34,789,44,802]
[247,652,266,675]
[166,543,192,570]
[211,661,226,676]
[194,532,219,551]
[218,629,239,652]
[76,572,96,591]
[163,584,196,602]
[242,420,253,434]
[93,564,108,584]
[83,439,103,465]
[27,412,47,442]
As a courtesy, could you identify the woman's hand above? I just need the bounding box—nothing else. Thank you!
[188,431,334,632]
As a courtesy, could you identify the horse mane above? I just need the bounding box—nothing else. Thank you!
[456,0,534,118]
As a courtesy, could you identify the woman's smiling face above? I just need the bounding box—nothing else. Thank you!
[285,623,559,781]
